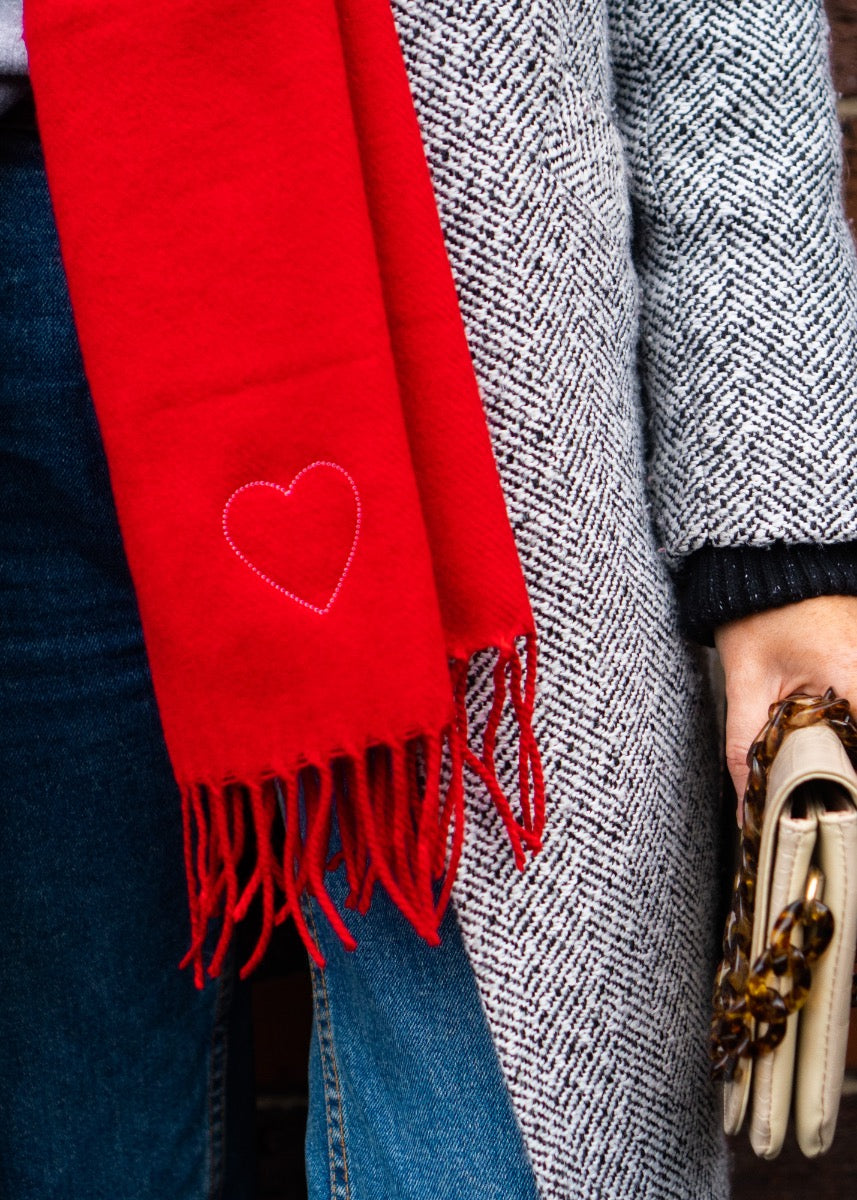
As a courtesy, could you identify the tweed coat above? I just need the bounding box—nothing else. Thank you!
[388,1,857,1197]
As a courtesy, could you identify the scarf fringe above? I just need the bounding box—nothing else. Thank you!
[179,634,544,987]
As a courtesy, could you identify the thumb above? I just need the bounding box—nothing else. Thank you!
[723,684,771,826]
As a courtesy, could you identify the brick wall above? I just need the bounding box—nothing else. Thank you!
[828,0,857,228]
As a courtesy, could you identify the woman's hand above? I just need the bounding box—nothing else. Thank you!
[715,595,857,821]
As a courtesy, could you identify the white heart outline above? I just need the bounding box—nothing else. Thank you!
[222,461,361,616]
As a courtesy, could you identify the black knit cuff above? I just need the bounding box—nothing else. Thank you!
[675,542,857,646]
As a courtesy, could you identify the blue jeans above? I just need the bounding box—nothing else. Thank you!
[0,107,539,1199]
[303,860,539,1200]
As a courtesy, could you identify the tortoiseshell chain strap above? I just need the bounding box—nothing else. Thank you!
[709,690,857,1082]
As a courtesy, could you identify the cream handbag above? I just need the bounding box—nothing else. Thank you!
[711,693,857,1158]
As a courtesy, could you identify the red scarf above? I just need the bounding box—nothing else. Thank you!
[24,0,544,985]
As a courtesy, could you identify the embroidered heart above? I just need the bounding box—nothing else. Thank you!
[222,462,361,615]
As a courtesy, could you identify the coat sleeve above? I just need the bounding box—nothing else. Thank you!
[606,0,857,561]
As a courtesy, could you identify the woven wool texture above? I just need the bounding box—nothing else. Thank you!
[388,1,857,1197]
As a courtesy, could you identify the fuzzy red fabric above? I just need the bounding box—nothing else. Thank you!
[24,0,544,983]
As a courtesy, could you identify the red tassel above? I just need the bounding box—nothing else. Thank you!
[360,749,437,939]
[454,658,527,869]
[302,764,357,951]
[206,786,240,978]
[278,775,324,966]
[189,783,211,913]
[415,735,441,902]
[235,782,275,979]
[332,760,361,906]
[179,784,204,988]
[350,755,378,913]
[178,639,545,986]
[391,742,422,915]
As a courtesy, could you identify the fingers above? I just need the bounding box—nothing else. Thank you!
[715,595,857,825]
[715,614,781,820]
[722,681,770,824]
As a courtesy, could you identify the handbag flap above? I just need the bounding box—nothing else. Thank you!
[724,722,857,1135]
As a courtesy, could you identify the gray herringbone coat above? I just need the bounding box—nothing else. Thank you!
[390,2,857,1196]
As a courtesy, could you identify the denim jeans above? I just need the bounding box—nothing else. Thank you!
[303,857,540,1200]
[0,106,257,1200]
[0,103,539,1200]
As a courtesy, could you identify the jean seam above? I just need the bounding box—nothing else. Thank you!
[309,963,339,1197]
[306,902,351,1200]
[206,941,234,1200]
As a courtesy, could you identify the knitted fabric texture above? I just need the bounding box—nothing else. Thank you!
[622,1,857,557]
[24,0,544,985]
[679,540,857,643]
[386,1,857,1198]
